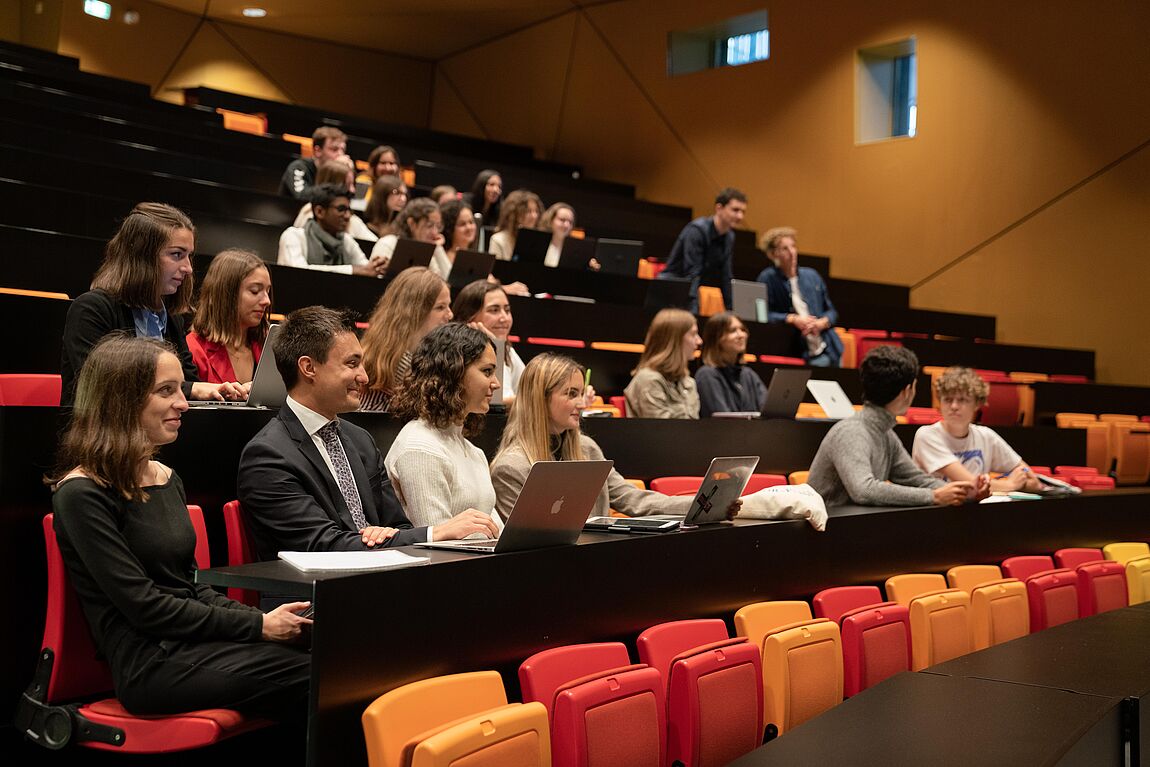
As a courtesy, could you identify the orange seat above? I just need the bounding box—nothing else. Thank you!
[969,579,1029,650]
[215,108,267,135]
[590,341,644,354]
[946,564,1003,593]
[907,589,972,670]
[1112,422,1150,485]
[884,573,948,605]
[834,328,857,368]
[697,286,725,316]
[788,470,810,485]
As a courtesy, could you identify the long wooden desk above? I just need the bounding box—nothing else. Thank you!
[197,491,1150,766]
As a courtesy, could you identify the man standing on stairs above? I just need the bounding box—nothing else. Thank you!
[659,187,747,314]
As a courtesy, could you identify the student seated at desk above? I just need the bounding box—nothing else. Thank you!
[279,125,346,199]
[186,249,270,385]
[913,366,1043,493]
[363,174,407,238]
[359,267,453,412]
[361,145,401,201]
[441,200,530,296]
[624,308,702,419]
[452,280,526,402]
[808,346,987,507]
[61,202,246,406]
[539,202,588,268]
[694,312,767,417]
[51,335,310,723]
[277,184,385,277]
[238,307,497,558]
[292,158,376,241]
[488,189,542,261]
[491,353,726,521]
[369,197,452,279]
[384,324,504,530]
[465,169,503,227]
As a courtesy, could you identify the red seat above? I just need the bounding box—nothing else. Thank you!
[519,643,664,767]
[16,514,267,752]
[1054,548,1104,569]
[1028,465,1052,476]
[650,476,703,496]
[758,355,806,366]
[0,373,62,406]
[186,505,211,571]
[1076,561,1128,617]
[1068,475,1116,490]
[1025,569,1080,630]
[904,407,941,425]
[1048,374,1089,383]
[222,501,260,607]
[637,619,764,762]
[812,585,884,622]
[609,396,627,418]
[1001,555,1055,581]
[838,602,911,697]
[978,381,1021,426]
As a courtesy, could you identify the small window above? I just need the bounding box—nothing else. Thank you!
[856,38,917,143]
[668,11,769,77]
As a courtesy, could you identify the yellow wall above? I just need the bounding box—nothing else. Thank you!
[432,0,1150,385]
[55,0,433,126]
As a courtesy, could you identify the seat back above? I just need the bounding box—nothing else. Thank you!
[362,671,508,767]
[979,382,1021,426]
[733,601,814,649]
[812,586,884,622]
[884,573,947,605]
[1076,561,1128,617]
[0,373,62,406]
[1001,555,1055,581]
[409,702,551,767]
[1024,569,1080,631]
[222,501,259,606]
[186,505,210,571]
[839,602,910,697]
[1054,548,1104,569]
[834,328,857,368]
[761,620,842,734]
[946,564,1003,593]
[1056,412,1096,427]
[1113,423,1150,485]
[518,642,631,721]
[649,476,703,496]
[550,665,664,767]
[1126,556,1150,605]
[665,638,763,765]
[969,579,1029,650]
[636,619,729,689]
[904,407,941,424]
[787,470,810,485]
[743,474,788,493]
[1103,542,1150,564]
[908,589,972,670]
[608,396,627,417]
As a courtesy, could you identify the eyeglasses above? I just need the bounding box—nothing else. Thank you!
[328,204,351,213]
[390,189,408,197]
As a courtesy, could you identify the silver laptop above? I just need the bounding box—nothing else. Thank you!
[731,279,769,324]
[712,368,812,420]
[414,460,613,554]
[188,324,286,408]
[682,456,760,526]
[806,379,856,420]
[490,338,506,407]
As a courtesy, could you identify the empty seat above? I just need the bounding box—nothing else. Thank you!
[812,586,884,622]
[904,407,941,424]
[743,474,788,492]
[969,579,1029,650]
[838,602,911,696]
[946,564,1003,593]
[0,373,62,406]
[1125,556,1150,605]
[884,573,947,605]
[1056,412,1098,428]
[1112,422,1150,485]
[834,328,857,368]
[1053,548,1104,569]
[1076,561,1128,617]
[1001,555,1055,581]
[649,476,702,496]
[907,589,972,670]
[1025,569,1080,631]
[788,470,810,485]
[1103,542,1150,564]
[978,382,1021,426]
[408,703,550,767]
[609,396,627,417]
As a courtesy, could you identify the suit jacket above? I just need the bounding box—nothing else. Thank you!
[755,266,843,364]
[238,404,426,560]
[186,332,263,384]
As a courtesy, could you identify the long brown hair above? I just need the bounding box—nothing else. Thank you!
[91,202,196,313]
[634,308,696,379]
[451,279,514,365]
[496,353,586,465]
[364,174,405,234]
[389,323,492,437]
[361,267,448,394]
[495,189,542,241]
[191,249,270,351]
[700,311,743,367]
[48,335,173,501]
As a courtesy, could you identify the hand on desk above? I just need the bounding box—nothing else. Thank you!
[361,525,398,547]
[262,601,313,642]
[933,481,974,506]
[726,499,742,520]
[433,509,501,541]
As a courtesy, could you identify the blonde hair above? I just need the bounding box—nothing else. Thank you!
[634,308,696,379]
[191,249,270,351]
[935,366,990,404]
[760,226,797,265]
[496,354,586,465]
[538,202,574,233]
[362,267,448,395]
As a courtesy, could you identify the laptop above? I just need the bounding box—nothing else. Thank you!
[489,338,506,408]
[512,228,551,265]
[645,276,693,311]
[806,379,857,420]
[557,236,598,271]
[413,460,613,554]
[383,238,435,277]
[594,238,643,276]
[711,368,812,420]
[188,324,286,408]
[447,248,495,290]
[682,456,760,526]
[731,279,769,324]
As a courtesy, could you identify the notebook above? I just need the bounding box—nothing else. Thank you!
[414,460,613,555]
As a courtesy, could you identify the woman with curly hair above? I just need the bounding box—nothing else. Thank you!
[369,197,452,278]
[359,267,453,412]
[383,323,502,528]
[488,189,542,261]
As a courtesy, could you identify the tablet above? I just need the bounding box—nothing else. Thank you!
[681,456,760,527]
[583,516,681,533]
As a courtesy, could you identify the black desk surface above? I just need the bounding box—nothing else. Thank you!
[727,672,1123,767]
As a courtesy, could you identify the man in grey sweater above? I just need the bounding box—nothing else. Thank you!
[808,346,986,507]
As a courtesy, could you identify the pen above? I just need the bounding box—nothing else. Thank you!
[584,368,592,388]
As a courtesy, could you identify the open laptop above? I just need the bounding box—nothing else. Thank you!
[413,460,613,554]
[383,238,435,277]
[557,236,598,271]
[188,324,286,408]
[489,338,506,409]
[712,368,812,420]
[447,248,495,290]
[806,379,856,420]
[512,228,551,265]
[644,276,693,311]
[731,279,769,324]
[595,238,643,276]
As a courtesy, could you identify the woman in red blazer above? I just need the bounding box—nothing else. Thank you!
[187,249,271,385]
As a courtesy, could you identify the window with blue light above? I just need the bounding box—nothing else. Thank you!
[668,10,769,77]
[725,29,769,67]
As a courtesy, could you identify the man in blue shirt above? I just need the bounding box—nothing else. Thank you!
[756,226,842,367]
[660,188,747,313]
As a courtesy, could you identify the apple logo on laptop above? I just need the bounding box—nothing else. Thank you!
[550,497,565,515]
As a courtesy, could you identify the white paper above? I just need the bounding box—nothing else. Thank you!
[278,550,429,572]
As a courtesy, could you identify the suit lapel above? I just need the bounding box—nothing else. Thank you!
[277,406,357,531]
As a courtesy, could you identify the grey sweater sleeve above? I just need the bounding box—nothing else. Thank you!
[490,448,532,522]
[584,437,692,517]
[822,423,937,506]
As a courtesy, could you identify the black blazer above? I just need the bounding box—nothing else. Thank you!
[238,404,426,560]
[61,289,199,406]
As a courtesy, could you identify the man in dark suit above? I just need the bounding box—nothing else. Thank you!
[238,306,499,560]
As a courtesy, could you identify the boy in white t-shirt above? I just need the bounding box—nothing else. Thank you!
[912,367,1043,493]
